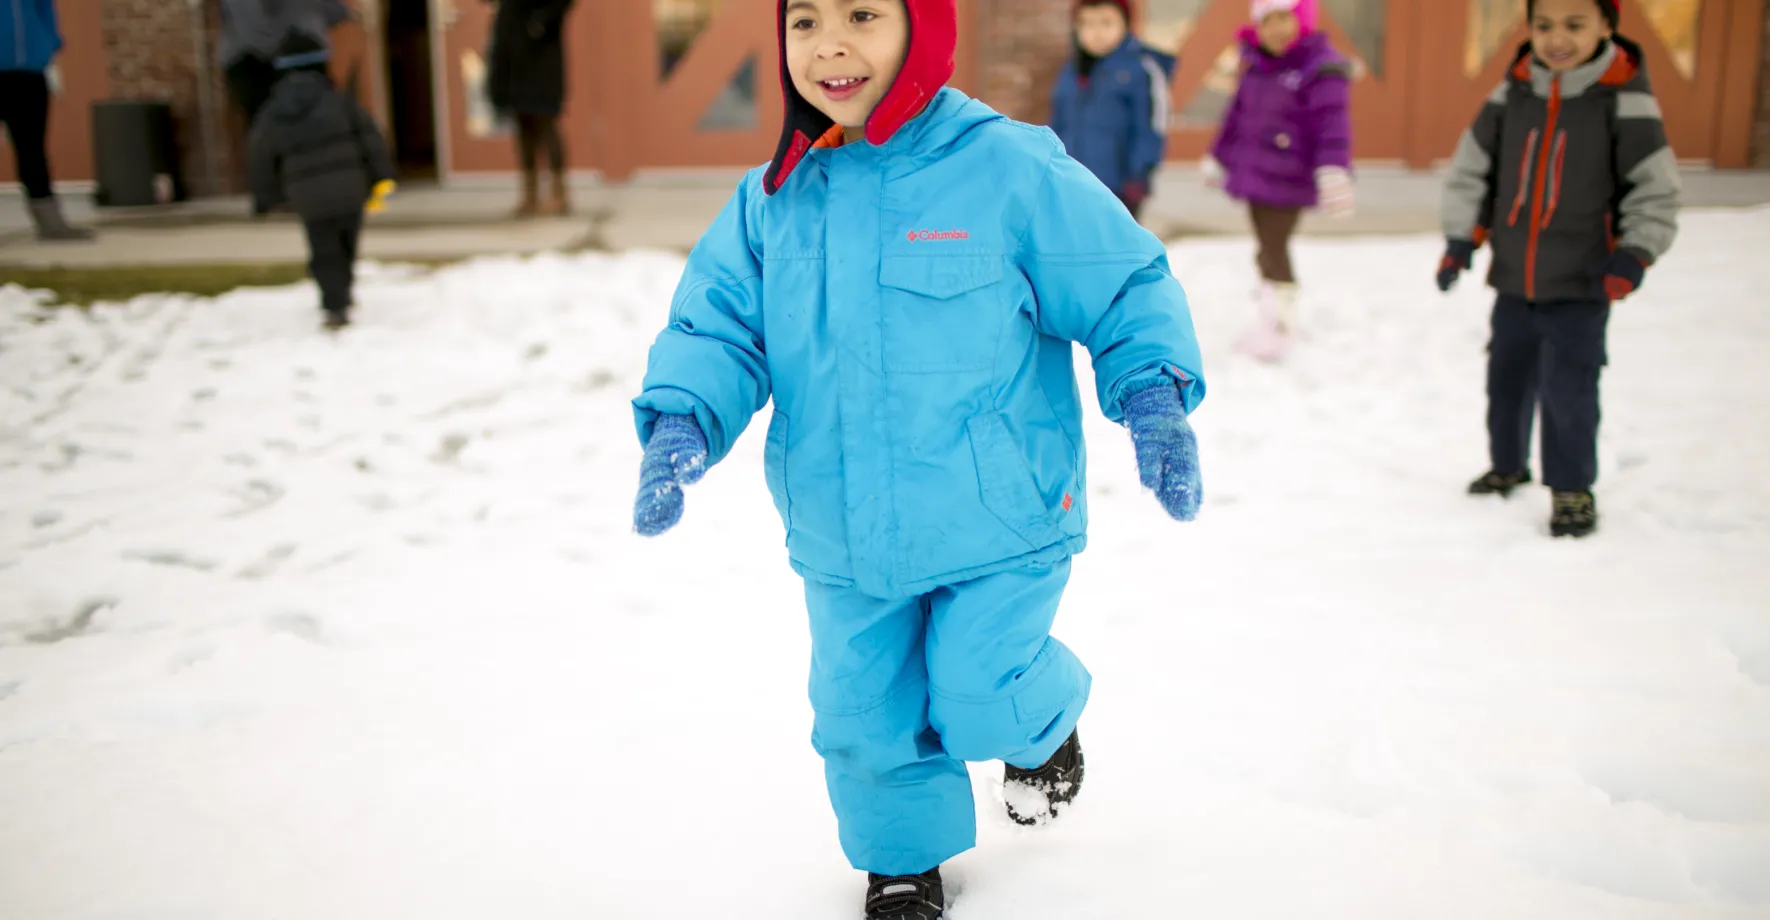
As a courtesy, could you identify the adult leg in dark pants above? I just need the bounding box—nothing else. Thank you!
[0,70,93,241]
[515,113,568,215]
[303,213,365,327]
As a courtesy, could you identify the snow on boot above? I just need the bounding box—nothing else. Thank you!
[1550,490,1598,538]
[1468,469,1532,497]
[1237,282,1296,362]
[1003,729,1085,826]
[864,868,944,920]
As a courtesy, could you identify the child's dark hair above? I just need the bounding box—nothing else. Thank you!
[1526,0,1621,29]
[1074,0,1132,21]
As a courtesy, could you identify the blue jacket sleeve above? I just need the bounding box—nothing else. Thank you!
[1125,53,1171,181]
[632,173,771,465]
[1017,144,1205,422]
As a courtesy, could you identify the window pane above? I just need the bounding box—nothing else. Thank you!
[1636,0,1701,77]
[656,0,727,80]
[1177,44,1242,129]
[1136,0,1215,55]
[697,55,758,131]
[1319,0,1386,78]
[1464,0,1524,77]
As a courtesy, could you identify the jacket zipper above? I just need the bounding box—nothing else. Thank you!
[1542,130,1567,229]
[1507,128,1539,228]
[1526,78,1563,300]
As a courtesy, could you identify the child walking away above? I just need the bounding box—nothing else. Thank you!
[630,1,1205,915]
[1048,0,1176,220]
[1438,0,1679,538]
[1203,0,1353,362]
[248,31,396,330]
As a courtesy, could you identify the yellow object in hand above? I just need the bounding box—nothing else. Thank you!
[366,179,398,214]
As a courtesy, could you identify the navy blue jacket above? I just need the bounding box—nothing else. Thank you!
[1049,37,1176,196]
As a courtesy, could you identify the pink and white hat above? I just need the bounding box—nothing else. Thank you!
[1250,0,1319,33]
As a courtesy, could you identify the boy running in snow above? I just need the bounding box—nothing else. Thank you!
[1437,0,1679,538]
[1202,0,1354,361]
[1048,0,1176,221]
[248,31,396,330]
[630,0,1205,915]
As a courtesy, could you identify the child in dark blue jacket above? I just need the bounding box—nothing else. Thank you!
[1048,0,1176,219]
[248,31,396,330]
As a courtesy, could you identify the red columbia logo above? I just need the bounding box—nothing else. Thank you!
[906,229,970,242]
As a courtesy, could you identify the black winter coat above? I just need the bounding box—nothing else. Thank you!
[486,0,575,118]
[248,70,396,221]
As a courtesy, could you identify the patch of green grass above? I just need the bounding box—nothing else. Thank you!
[0,259,459,307]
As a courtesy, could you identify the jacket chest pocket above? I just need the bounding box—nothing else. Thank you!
[878,255,1008,374]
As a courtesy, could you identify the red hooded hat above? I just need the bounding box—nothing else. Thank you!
[764,0,959,195]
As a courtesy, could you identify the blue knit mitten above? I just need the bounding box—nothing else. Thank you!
[634,413,709,537]
[1122,382,1202,522]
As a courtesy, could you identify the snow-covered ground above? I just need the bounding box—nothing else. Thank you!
[2,211,1769,919]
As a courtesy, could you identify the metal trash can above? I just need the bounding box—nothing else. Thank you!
[90,100,187,207]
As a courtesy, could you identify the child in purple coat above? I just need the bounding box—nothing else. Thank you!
[1203,0,1354,360]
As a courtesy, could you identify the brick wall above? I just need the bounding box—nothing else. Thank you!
[975,0,1074,126]
[1756,0,1770,167]
[100,0,241,196]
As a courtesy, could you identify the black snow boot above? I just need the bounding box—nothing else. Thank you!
[864,867,943,920]
[1550,490,1598,538]
[1469,469,1533,497]
[1003,728,1085,826]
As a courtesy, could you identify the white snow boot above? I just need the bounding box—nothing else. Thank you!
[1237,281,1297,363]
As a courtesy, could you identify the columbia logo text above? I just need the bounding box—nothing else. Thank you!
[906,229,971,242]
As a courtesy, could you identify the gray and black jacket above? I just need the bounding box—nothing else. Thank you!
[248,70,395,222]
[1440,36,1680,303]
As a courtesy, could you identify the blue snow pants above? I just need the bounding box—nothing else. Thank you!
[804,560,1091,876]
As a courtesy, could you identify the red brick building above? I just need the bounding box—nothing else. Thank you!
[6,0,1768,197]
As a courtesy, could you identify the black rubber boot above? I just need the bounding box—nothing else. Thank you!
[1468,469,1532,497]
[1003,729,1085,826]
[1550,490,1598,538]
[864,867,943,920]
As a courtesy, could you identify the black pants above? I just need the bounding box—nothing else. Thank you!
[0,71,54,199]
[1249,203,1302,283]
[303,213,364,314]
[226,57,279,127]
[1486,294,1611,492]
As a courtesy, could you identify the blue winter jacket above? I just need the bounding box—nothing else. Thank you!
[1049,37,1176,197]
[634,88,1204,599]
[1,0,61,72]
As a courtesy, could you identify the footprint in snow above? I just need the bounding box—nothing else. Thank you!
[236,543,297,580]
[224,479,285,518]
[124,549,220,572]
[266,612,326,645]
[21,597,116,645]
